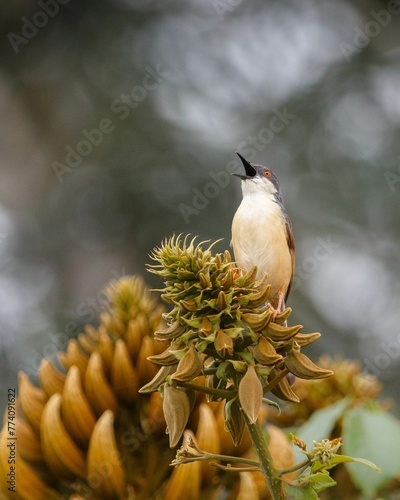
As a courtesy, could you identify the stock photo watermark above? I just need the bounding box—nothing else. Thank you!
[52,64,169,182]
[363,333,400,377]
[7,0,71,54]
[384,155,400,192]
[339,0,400,62]
[213,0,243,20]
[179,106,296,224]
[291,237,340,292]
[18,268,127,376]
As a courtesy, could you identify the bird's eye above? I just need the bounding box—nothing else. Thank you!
[263,170,271,178]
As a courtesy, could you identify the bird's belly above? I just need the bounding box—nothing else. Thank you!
[232,200,292,302]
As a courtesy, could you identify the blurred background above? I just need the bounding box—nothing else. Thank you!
[0,0,399,415]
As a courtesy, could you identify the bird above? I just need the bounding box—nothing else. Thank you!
[231,152,295,316]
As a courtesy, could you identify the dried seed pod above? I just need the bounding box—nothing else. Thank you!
[155,321,186,341]
[294,332,321,347]
[247,284,271,308]
[238,366,263,424]
[263,322,302,342]
[147,346,180,366]
[139,364,177,394]
[242,310,272,332]
[170,345,202,383]
[285,350,333,380]
[253,337,282,366]
[273,306,292,325]
[163,385,191,447]
[224,399,245,447]
[270,371,300,403]
[214,329,234,358]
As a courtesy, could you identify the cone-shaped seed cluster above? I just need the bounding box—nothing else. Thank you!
[0,277,168,500]
[0,275,292,500]
[144,235,332,446]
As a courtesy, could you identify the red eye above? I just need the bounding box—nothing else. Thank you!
[263,170,271,178]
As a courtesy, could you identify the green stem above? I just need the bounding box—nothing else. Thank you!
[277,458,311,476]
[176,381,235,400]
[241,409,284,500]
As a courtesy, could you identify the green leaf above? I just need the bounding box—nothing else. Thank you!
[285,483,319,500]
[342,407,400,496]
[308,471,336,492]
[237,350,255,364]
[293,398,350,461]
[311,455,380,473]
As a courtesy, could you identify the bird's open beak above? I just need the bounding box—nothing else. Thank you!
[233,152,257,179]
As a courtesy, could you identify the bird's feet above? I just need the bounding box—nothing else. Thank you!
[269,291,285,320]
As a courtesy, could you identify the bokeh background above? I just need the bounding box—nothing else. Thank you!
[1,0,399,416]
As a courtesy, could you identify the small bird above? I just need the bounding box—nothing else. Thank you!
[231,153,295,315]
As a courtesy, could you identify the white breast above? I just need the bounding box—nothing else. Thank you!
[231,192,292,304]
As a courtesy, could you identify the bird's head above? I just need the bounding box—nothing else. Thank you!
[233,152,283,202]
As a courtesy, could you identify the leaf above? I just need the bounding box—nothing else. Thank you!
[285,483,319,500]
[308,471,336,492]
[312,455,381,473]
[342,407,400,496]
[293,398,350,462]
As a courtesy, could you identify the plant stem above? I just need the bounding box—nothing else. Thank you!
[176,381,235,400]
[241,409,285,500]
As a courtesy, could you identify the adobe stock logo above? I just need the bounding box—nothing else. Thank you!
[7,0,71,54]
[339,1,400,62]
[179,106,296,224]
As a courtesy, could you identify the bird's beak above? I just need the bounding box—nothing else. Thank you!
[233,152,257,180]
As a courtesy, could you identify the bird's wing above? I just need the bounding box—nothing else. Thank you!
[284,217,296,302]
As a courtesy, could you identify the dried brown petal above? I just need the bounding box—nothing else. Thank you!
[163,385,191,447]
[285,350,333,380]
[87,410,128,498]
[238,366,263,424]
[170,345,202,383]
[214,329,234,358]
[41,393,86,480]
